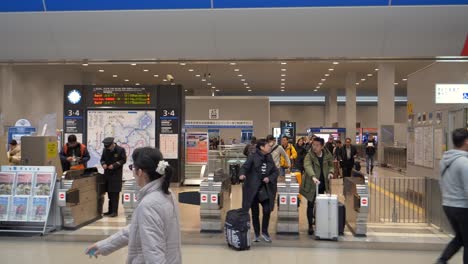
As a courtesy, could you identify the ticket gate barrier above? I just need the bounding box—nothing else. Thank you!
[57,168,105,229]
[276,173,300,234]
[200,172,231,232]
[122,179,139,224]
[344,176,369,237]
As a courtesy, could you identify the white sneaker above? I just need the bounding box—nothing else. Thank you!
[261,233,272,243]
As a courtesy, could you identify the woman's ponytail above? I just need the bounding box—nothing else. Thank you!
[162,165,173,195]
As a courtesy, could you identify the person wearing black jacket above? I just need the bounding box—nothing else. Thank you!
[340,138,358,177]
[100,137,127,217]
[324,136,335,155]
[239,139,279,243]
[365,135,377,174]
[295,137,308,173]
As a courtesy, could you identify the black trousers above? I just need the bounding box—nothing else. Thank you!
[251,193,271,236]
[307,187,326,227]
[107,192,120,214]
[342,166,353,178]
[439,206,468,263]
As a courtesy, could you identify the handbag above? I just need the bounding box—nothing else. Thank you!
[257,184,269,202]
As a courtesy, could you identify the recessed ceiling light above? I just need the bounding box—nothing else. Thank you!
[207,83,212,85]
[98,69,104,72]
[143,69,149,72]
[171,83,176,86]
[333,62,339,65]
[230,62,236,65]
[202,79,206,82]
[238,74,243,77]
[394,82,399,85]
[361,78,366,81]
[281,83,286,85]
[211,87,216,89]
[246,86,250,89]
[314,89,318,92]
[328,68,334,71]
[163,79,168,82]
[234,69,240,72]
[188,69,194,72]
[281,89,285,92]
[82,63,88,66]
[135,83,140,86]
[184,89,188,92]
[367,74,373,77]
[216,89,220,92]
[153,74,159,77]
[375,68,379,71]
[325,74,330,77]
[124,79,129,82]
[281,69,287,72]
[241,79,246,81]
[131,63,137,66]
[281,62,287,65]
[318,83,323,85]
[281,74,286,77]
[281,79,286,82]
[244,83,248,85]
[321,79,326,82]
[179,63,186,66]
[356,82,360,85]
[316,86,320,89]
[113,75,118,78]
[248,90,252,92]
[196,74,201,77]
[403,78,408,81]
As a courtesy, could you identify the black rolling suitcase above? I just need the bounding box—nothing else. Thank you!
[229,164,240,185]
[224,209,251,251]
[338,202,346,235]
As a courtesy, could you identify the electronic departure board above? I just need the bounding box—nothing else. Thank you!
[88,87,156,107]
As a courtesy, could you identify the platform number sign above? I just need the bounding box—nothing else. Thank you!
[162,109,176,117]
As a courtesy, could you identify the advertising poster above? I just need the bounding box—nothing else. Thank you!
[186,132,209,164]
[15,172,34,196]
[34,173,54,196]
[0,196,10,221]
[9,196,30,221]
[0,172,16,195]
[29,197,49,222]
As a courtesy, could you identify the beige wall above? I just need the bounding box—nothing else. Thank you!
[185,96,270,141]
[271,104,407,135]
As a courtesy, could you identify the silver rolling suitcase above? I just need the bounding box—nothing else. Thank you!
[315,185,339,241]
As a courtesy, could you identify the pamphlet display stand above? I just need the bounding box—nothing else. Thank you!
[0,166,58,235]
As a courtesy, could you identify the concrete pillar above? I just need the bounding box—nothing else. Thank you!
[377,64,395,164]
[345,73,357,142]
[326,87,338,127]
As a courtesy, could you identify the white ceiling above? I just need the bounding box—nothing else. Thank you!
[81,60,433,96]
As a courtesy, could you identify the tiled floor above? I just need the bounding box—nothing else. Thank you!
[0,240,462,264]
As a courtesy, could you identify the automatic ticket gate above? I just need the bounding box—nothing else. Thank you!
[122,179,139,224]
[276,173,300,234]
[200,172,231,232]
[344,176,369,237]
[57,168,105,229]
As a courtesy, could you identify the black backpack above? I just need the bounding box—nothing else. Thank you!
[224,209,251,251]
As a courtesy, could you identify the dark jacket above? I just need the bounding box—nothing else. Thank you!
[100,144,127,192]
[240,150,279,211]
[325,142,335,155]
[365,139,377,156]
[59,143,90,171]
[340,145,358,167]
[243,143,257,156]
[294,144,308,172]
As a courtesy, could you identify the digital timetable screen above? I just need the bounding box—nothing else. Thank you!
[89,87,155,107]
[435,84,468,104]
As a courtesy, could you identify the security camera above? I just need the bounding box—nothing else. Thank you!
[166,74,174,82]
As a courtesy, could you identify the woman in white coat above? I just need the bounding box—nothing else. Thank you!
[86,147,182,264]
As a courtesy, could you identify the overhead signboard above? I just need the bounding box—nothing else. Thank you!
[435,84,468,104]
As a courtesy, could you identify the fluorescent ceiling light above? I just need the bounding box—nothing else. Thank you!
[281,69,287,72]
[281,74,286,77]
[403,78,408,81]
[131,63,137,66]
[188,69,194,72]
[238,74,243,77]
[82,63,88,66]
[333,62,339,65]
[112,75,118,78]
[246,86,250,89]
[179,63,186,66]
[234,69,240,72]
[325,74,330,77]
[328,68,334,71]
[367,74,373,77]
[124,79,129,82]
[153,74,159,77]
[321,79,326,81]
[281,79,286,81]
[281,62,287,65]
[98,69,104,72]
[196,74,201,77]
[361,79,366,81]
[143,69,149,72]
[269,96,407,103]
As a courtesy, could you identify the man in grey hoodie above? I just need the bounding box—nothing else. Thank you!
[437,128,468,264]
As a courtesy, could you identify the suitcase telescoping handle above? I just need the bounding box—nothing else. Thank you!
[316,180,331,197]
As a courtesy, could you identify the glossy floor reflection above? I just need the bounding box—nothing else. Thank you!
[0,240,462,264]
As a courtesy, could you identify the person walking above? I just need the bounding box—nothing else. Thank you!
[239,139,279,243]
[436,128,468,264]
[340,138,358,177]
[59,134,90,171]
[100,137,127,217]
[365,135,377,175]
[266,135,290,176]
[86,147,182,263]
[300,137,334,235]
[295,137,307,173]
[280,136,297,176]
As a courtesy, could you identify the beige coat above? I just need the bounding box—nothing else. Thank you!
[96,178,182,264]
[7,146,21,165]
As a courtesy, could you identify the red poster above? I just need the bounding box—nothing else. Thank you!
[186,132,209,164]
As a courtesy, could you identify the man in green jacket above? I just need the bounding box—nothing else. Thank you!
[300,137,335,235]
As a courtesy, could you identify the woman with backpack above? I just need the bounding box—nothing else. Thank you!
[239,139,279,243]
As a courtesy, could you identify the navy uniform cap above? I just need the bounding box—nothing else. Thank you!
[102,137,114,144]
